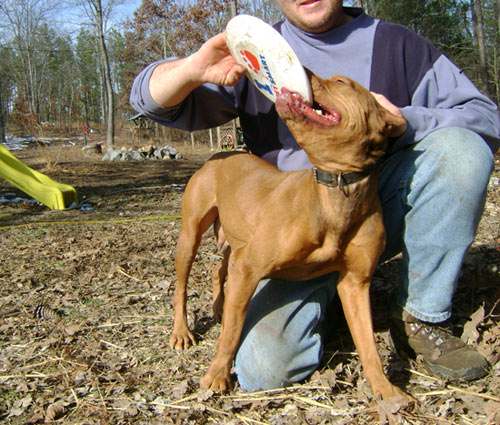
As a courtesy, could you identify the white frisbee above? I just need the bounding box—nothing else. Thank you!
[226,14,312,104]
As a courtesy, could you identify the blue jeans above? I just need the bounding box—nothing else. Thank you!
[234,127,494,391]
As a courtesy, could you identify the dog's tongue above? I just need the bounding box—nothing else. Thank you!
[276,87,340,126]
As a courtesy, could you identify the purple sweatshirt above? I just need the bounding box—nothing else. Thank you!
[130,8,499,171]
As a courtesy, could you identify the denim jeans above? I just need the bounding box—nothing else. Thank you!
[234,127,494,391]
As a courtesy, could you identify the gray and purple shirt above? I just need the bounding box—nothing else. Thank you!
[130,8,499,171]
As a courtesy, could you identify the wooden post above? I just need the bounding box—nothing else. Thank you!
[190,132,195,150]
[216,126,222,150]
[209,128,214,150]
[232,119,237,148]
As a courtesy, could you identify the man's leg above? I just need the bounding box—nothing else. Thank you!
[234,127,493,390]
[234,275,337,391]
[379,127,493,380]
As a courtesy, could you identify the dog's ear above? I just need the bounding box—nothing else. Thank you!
[382,109,407,138]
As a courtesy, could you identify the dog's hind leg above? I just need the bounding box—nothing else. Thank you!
[211,242,230,323]
[170,171,218,350]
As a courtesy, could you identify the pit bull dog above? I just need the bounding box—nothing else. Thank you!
[170,73,412,404]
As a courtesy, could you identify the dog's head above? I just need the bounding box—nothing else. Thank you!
[275,74,406,172]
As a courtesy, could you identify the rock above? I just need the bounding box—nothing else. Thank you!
[129,150,145,161]
[102,149,122,161]
[101,144,181,161]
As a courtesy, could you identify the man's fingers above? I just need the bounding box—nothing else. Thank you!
[225,64,246,86]
[371,92,403,117]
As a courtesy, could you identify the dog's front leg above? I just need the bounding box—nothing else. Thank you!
[201,255,260,392]
[337,270,412,405]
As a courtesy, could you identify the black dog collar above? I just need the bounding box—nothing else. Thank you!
[313,167,372,191]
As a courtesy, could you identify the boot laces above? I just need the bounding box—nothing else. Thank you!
[409,322,447,347]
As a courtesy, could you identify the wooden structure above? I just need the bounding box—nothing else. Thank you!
[129,113,155,142]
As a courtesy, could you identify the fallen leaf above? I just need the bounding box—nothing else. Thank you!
[171,379,190,400]
[436,397,454,418]
[44,402,65,423]
[64,324,81,336]
[485,400,500,424]
[461,305,485,344]
[8,395,33,417]
[196,389,214,402]
[377,396,406,425]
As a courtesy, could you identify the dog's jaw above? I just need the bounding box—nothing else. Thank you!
[275,87,341,127]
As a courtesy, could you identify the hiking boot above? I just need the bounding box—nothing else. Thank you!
[389,307,489,381]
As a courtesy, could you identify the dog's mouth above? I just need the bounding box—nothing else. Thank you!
[275,87,341,127]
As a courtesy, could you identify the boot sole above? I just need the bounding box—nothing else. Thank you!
[423,359,489,382]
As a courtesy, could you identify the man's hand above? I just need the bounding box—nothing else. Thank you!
[188,33,246,86]
[371,92,407,137]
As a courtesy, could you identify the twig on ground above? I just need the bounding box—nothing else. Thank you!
[235,413,270,425]
[99,339,124,350]
[71,388,79,407]
[223,384,331,398]
[446,385,500,402]
[0,372,48,380]
[116,267,141,282]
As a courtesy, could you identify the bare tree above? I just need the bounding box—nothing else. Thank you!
[244,0,282,23]
[471,0,490,94]
[0,0,60,117]
[78,0,119,149]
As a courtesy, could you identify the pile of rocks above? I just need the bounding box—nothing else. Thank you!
[102,145,182,161]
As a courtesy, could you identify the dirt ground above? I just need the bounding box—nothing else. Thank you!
[0,138,498,424]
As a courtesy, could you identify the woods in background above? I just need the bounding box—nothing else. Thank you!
[0,0,498,145]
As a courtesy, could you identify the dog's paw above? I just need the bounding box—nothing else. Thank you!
[200,371,233,393]
[169,329,196,350]
[379,386,416,410]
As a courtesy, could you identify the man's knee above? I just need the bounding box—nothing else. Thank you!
[419,127,494,193]
[234,324,322,391]
[233,277,335,391]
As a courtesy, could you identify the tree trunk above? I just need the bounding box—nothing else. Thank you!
[92,0,114,148]
[230,0,238,16]
[494,0,500,102]
[97,57,105,124]
[471,0,490,94]
[497,0,500,36]
[0,89,5,144]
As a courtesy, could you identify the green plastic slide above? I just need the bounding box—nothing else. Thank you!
[0,144,77,210]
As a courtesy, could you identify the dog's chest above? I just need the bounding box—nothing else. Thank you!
[268,233,342,280]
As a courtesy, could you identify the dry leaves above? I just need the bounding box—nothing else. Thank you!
[0,149,498,424]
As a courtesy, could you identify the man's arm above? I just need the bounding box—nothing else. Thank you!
[400,56,500,149]
[371,21,499,151]
[130,33,245,130]
[149,33,245,108]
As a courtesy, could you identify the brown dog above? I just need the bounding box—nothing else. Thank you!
[170,74,411,404]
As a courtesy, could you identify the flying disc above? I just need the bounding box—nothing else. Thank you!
[226,15,312,104]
